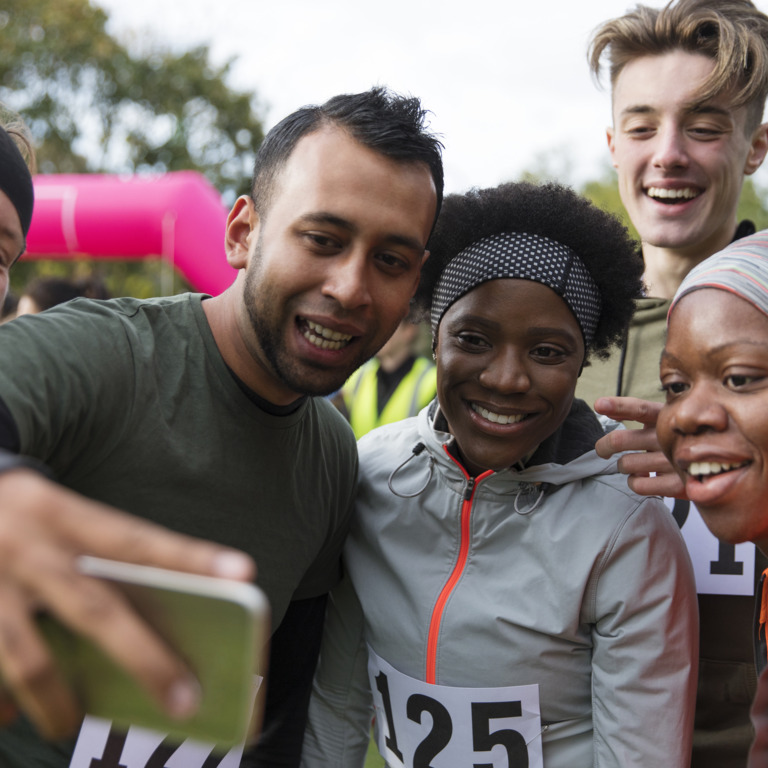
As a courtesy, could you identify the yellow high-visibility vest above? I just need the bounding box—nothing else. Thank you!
[343,356,436,439]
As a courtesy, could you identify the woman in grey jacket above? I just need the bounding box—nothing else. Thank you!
[303,182,698,768]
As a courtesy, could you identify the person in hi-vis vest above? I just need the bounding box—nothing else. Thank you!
[334,313,436,439]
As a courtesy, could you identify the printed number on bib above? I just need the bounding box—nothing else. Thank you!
[68,717,246,768]
[68,677,261,768]
[666,497,756,595]
[368,647,543,768]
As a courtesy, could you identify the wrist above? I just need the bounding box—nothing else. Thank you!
[0,451,51,478]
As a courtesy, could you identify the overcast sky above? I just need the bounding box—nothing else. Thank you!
[94,0,768,195]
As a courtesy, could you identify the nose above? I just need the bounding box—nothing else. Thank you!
[321,252,372,310]
[652,124,689,170]
[478,348,531,394]
[671,382,728,436]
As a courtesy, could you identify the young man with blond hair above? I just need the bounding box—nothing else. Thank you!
[575,1,768,765]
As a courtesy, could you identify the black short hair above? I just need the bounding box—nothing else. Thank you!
[417,181,644,361]
[250,86,444,228]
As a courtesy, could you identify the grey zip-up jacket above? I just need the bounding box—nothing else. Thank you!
[303,400,698,768]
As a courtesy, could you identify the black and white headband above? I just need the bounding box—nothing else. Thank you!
[430,231,602,346]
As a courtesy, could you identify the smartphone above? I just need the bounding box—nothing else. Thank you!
[36,555,271,748]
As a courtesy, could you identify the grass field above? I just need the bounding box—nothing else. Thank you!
[364,734,385,767]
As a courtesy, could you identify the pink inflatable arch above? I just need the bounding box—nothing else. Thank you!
[25,172,236,296]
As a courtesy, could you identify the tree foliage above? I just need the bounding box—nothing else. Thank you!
[0,0,265,300]
[0,0,264,200]
[579,167,639,241]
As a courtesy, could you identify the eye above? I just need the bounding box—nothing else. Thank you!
[624,123,655,139]
[0,245,16,271]
[456,331,489,350]
[724,374,761,389]
[303,232,341,251]
[660,380,688,400]
[530,345,567,363]
[688,125,724,140]
[374,251,410,273]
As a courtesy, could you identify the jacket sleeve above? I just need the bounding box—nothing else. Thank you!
[301,572,374,768]
[590,495,698,767]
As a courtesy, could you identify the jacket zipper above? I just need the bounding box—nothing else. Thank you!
[425,447,492,684]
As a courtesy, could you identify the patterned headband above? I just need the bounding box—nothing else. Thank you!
[670,230,768,321]
[430,231,602,345]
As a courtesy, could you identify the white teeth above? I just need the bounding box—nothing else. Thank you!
[307,320,352,342]
[688,460,746,479]
[472,404,525,425]
[304,320,352,351]
[647,186,699,200]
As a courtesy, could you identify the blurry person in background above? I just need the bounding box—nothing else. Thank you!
[15,275,110,317]
[333,309,436,438]
[1,292,18,322]
[0,113,34,305]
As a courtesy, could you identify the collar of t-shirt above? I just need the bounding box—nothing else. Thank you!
[226,365,307,416]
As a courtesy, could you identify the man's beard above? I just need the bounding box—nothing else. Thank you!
[242,261,365,397]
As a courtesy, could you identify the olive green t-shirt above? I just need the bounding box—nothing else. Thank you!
[0,294,357,766]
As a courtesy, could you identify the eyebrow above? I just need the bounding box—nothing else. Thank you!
[661,338,768,364]
[618,105,655,118]
[297,211,426,253]
[450,313,581,341]
[687,102,733,117]
[618,102,733,120]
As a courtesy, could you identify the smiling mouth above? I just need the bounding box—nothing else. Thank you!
[300,319,353,351]
[646,186,701,204]
[687,459,749,482]
[471,403,527,425]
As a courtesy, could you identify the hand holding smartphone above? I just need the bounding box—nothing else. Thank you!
[37,556,270,748]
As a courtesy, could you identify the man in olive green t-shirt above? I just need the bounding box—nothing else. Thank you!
[0,87,443,768]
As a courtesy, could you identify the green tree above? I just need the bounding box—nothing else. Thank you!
[0,0,264,198]
[517,154,639,239]
[579,165,639,241]
[735,177,768,231]
[0,0,265,299]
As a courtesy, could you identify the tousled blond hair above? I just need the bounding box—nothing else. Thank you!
[590,0,768,130]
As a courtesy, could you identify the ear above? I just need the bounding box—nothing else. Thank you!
[744,122,768,176]
[606,126,618,168]
[225,196,259,269]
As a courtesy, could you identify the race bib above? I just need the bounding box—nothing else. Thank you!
[667,497,755,595]
[68,718,246,768]
[368,647,543,768]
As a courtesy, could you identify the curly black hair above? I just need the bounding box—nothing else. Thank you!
[415,181,643,361]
